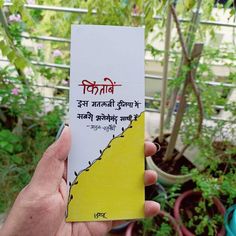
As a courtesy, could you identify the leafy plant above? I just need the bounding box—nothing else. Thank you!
[185,198,223,236]
[0,1,68,213]
[138,215,173,236]
[0,111,62,212]
[0,129,22,154]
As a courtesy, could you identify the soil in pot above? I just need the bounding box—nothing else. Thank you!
[151,135,195,175]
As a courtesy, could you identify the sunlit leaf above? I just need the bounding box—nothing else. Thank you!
[8,51,16,63]
[224,0,234,9]
[0,0,4,8]
[15,57,28,70]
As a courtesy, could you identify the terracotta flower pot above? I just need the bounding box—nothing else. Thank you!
[174,190,226,236]
[125,210,183,236]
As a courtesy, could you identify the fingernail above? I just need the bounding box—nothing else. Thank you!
[56,123,68,140]
[153,142,161,152]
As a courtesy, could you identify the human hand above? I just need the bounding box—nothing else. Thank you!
[0,126,160,236]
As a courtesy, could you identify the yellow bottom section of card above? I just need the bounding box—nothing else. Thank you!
[66,112,145,222]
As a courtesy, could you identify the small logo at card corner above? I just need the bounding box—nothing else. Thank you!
[94,212,107,219]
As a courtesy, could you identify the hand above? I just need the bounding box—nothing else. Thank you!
[0,126,160,236]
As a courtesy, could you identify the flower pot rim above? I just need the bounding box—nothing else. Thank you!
[224,204,236,235]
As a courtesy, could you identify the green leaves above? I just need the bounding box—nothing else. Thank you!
[9,49,28,70]
[10,155,23,164]
[156,222,172,236]
[15,57,28,70]
[0,0,4,8]
[10,0,25,13]
[0,38,28,70]
[0,129,23,154]
[185,0,196,11]
[0,40,11,56]
[8,51,17,62]
[224,0,234,9]
[143,0,156,38]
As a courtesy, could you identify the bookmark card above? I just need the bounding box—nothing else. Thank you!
[67,25,145,222]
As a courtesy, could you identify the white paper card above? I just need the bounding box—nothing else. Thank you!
[67,25,145,222]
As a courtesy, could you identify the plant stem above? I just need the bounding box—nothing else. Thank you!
[170,4,189,61]
[163,4,190,161]
[164,4,204,161]
[165,1,202,128]
[164,74,188,161]
[189,70,203,134]
[173,43,204,162]
[159,3,172,143]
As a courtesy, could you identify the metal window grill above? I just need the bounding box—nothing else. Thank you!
[1,2,236,121]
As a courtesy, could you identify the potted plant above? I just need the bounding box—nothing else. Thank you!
[174,189,225,236]
[219,167,236,235]
[146,1,205,185]
[125,210,183,236]
[124,181,183,235]
[146,133,194,185]
[110,182,167,233]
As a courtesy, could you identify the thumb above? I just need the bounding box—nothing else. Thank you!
[30,126,71,195]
